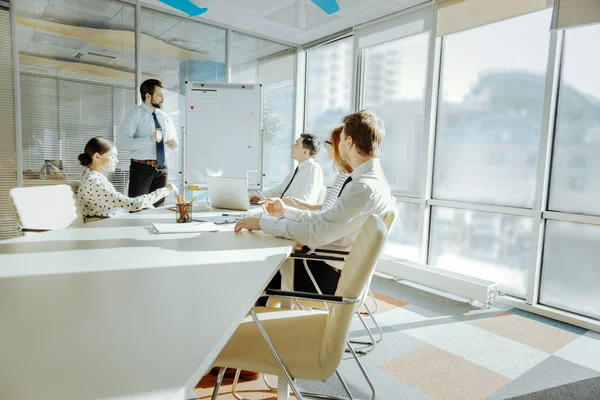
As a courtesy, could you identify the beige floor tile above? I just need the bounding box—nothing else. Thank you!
[474,314,578,353]
[379,345,511,400]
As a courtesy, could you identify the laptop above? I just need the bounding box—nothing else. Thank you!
[206,177,251,211]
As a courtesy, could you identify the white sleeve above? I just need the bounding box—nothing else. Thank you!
[119,109,150,151]
[82,177,169,215]
[283,204,321,223]
[260,182,374,248]
[293,163,323,202]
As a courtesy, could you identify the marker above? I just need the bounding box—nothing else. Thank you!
[222,213,229,216]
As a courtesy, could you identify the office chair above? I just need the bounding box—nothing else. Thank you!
[9,184,84,235]
[211,215,388,400]
[289,208,398,354]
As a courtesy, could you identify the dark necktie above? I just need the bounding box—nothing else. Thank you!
[152,111,165,166]
[337,176,353,198]
[280,167,299,197]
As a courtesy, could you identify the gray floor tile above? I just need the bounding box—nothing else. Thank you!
[488,355,600,400]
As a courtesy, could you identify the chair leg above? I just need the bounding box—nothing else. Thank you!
[367,289,379,313]
[264,374,277,390]
[345,340,376,400]
[335,370,355,400]
[210,367,226,400]
[349,302,384,355]
[349,310,377,355]
[249,308,304,400]
[231,369,254,400]
[298,344,375,400]
[364,302,383,343]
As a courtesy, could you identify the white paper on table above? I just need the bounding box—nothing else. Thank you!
[152,222,219,234]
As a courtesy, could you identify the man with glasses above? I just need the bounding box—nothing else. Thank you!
[250,133,324,203]
[237,110,395,298]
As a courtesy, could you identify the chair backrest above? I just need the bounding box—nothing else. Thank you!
[9,184,84,233]
[357,207,398,307]
[317,185,327,204]
[319,214,387,376]
[382,207,398,232]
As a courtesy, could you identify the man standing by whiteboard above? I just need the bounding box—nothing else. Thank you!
[250,134,323,203]
[119,79,179,207]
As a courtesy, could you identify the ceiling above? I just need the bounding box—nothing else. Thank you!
[15,0,294,88]
[13,0,426,89]
[142,0,428,46]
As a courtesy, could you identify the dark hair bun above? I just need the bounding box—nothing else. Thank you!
[78,153,92,167]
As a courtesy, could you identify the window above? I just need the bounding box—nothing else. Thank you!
[433,10,552,208]
[382,201,422,262]
[305,38,353,186]
[540,221,600,320]
[429,207,532,299]
[17,0,135,193]
[548,24,600,216]
[362,33,429,194]
[230,32,296,190]
[141,9,226,189]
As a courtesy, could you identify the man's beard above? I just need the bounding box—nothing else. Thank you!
[151,101,162,109]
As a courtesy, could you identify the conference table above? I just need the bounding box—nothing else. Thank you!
[0,205,295,400]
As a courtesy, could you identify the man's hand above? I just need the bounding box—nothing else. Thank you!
[249,194,262,203]
[234,217,261,233]
[263,198,284,217]
[151,128,163,143]
[165,139,176,149]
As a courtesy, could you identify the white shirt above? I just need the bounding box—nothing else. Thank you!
[77,168,169,219]
[118,103,179,161]
[262,158,323,203]
[260,158,396,250]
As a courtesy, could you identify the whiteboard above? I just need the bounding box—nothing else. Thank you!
[184,82,262,187]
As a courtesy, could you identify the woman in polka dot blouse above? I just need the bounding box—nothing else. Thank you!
[76,137,177,222]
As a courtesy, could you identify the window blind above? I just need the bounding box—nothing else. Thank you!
[552,0,600,30]
[436,0,553,36]
[16,0,136,193]
[0,8,18,240]
[356,4,432,49]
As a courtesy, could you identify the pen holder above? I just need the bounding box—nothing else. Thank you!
[175,203,193,223]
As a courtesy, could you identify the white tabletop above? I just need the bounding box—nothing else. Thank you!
[0,206,293,400]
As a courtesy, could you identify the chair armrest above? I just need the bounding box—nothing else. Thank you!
[265,289,360,305]
[289,253,346,262]
[313,248,349,256]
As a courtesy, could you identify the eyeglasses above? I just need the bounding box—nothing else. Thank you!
[325,140,333,147]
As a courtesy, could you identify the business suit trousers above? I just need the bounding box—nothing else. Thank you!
[256,258,342,306]
[128,161,168,207]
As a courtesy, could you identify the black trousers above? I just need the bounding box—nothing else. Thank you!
[128,161,168,207]
[257,258,341,306]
